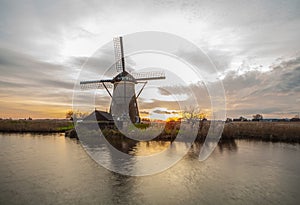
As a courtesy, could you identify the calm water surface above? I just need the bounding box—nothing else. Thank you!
[0,133,300,205]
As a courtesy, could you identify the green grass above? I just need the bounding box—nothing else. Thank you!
[133,123,150,129]
[0,119,73,132]
[58,124,74,131]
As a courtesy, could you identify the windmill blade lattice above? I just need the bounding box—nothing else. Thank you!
[80,80,113,90]
[113,37,125,72]
[132,71,166,81]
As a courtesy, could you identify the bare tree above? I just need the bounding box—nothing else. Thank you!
[73,110,89,120]
[182,106,207,127]
[66,110,89,121]
[252,114,263,121]
[65,110,74,120]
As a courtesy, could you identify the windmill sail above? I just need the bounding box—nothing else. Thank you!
[80,80,113,90]
[79,36,167,124]
[132,71,166,81]
[113,37,125,72]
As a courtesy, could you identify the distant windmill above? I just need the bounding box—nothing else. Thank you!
[80,36,166,123]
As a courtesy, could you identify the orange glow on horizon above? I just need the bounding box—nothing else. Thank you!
[166,117,182,122]
[0,98,71,119]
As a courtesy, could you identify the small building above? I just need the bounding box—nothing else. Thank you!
[84,110,113,122]
[83,110,114,129]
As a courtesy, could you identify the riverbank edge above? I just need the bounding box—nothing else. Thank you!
[1,120,299,143]
[0,119,73,133]
[65,121,300,143]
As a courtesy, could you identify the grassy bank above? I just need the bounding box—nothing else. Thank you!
[1,119,299,143]
[221,121,300,143]
[68,121,300,143]
[0,119,73,133]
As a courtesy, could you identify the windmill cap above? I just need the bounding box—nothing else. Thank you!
[112,71,136,83]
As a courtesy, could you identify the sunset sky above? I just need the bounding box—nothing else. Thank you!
[0,0,299,119]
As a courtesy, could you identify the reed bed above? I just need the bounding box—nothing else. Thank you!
[221,121,300,142]
[2,119,299,143]
[0,119,73,132]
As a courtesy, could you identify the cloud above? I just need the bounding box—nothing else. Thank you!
[140,111,149,115]
[151,109,179,115]
[157,82,212,110]
[0,47,78,118]
[153,56,300,118]
[70,52,137,81]
[138,99,182,111]
[1,0,300,118]
[222,56,300,117]
[152,109,170,114]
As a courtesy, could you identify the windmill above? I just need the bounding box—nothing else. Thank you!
[80,36,166,123]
